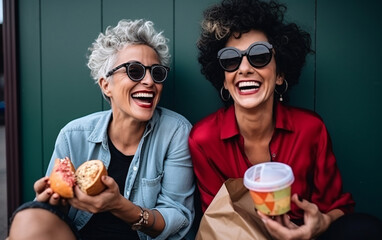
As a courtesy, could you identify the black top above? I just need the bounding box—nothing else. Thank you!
[79,137,139,240]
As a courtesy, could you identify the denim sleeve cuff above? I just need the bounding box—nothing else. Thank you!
[150,207,192,240]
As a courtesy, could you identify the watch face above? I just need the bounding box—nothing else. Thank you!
[143,211,149,221]
[143,210,149,225]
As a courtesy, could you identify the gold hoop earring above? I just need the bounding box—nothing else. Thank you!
[220,86,231,102]
[274,79,288,102]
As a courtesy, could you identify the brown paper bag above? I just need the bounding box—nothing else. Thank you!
[195,178,272,240]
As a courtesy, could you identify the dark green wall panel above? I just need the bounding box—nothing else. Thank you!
[40,0,103,180]
[316,0,382,216]
[18,0,43,201]
[283,0,315,110]
[174,0,222,124]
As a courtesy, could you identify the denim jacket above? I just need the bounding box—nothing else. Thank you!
[45,107,195,240]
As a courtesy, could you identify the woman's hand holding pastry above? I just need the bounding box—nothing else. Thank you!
[69,175,123,213]
[34,176,67,206]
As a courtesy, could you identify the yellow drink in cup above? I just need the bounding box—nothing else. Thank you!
[244,162,294,216]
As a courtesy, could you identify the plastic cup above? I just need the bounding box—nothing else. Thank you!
[243,162,294,216]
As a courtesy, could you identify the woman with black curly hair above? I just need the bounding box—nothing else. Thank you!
[189,0,382,239]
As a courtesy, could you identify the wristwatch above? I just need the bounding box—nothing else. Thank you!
[131,206,149,231]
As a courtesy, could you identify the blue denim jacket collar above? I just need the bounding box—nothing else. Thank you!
[86,110,159,166]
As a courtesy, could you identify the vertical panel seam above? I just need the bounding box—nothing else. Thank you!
[172,0,176,108]
[101,0,105,111]
[313,0,317,112]
[39,0,44,174]
[101,0,103,31]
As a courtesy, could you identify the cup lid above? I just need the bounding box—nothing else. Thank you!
[243,162,294,192]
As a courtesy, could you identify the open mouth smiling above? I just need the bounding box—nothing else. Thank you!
[131,91,155,107]
[237,81,261,93]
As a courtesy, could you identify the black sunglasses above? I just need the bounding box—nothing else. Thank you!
[105,61,170,83]
[217,41,273,72]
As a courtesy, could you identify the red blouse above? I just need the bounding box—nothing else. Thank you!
[188,103,355,220]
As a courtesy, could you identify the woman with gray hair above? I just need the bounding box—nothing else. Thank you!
[8,19,194,240]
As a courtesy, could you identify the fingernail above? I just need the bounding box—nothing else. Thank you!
[298,195,303,202]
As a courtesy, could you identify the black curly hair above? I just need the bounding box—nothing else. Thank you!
[197,0,312,106]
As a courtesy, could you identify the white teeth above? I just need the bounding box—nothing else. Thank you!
[132,92,153,98]
[238,81,260,88]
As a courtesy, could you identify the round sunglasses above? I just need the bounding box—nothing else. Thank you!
[106,61,170,83]
[217,41,273,72]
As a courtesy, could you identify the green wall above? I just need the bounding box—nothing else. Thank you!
[316,0,382,217]
[18,0,382,218]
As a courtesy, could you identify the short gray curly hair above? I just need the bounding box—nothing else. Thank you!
[87,19,170,85]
